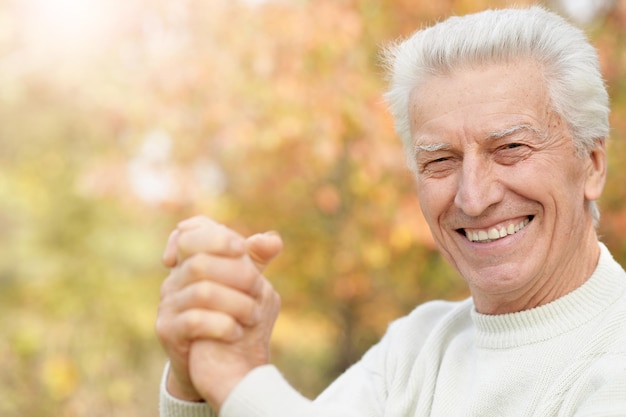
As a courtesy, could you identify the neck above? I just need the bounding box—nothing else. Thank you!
[473,229,601,315]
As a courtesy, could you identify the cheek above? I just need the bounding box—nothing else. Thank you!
[417,179,455,225]
[505,159,585,213]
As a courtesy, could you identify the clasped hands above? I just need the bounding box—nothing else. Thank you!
[156,216,283,409]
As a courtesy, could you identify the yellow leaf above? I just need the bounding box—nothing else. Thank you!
[41,355,78,400]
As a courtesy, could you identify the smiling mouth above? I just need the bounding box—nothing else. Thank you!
[460,216,533,243]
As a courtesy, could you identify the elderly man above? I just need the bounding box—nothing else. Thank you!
[156,6,626,417]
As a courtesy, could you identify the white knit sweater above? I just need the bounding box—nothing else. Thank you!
[160,243,626,417]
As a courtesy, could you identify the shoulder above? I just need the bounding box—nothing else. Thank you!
[389,298,474,337]
[557,346,626,416]
[373,298,474,364]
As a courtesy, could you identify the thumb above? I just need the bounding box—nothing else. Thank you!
[246,231,283,272]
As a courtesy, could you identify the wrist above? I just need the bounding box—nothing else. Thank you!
[193,365,253,410]
[166,369,205,403]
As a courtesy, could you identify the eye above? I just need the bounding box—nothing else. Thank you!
[418,155,458,177]
[494,142,532,164]
[421,156,451,170]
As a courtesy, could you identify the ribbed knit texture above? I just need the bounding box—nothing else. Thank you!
[160,243,626,417]
[159,363,215,417]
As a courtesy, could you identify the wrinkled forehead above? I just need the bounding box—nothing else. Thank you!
[410,58,549,104]
[408,60,552,129]
[406,60,568,153]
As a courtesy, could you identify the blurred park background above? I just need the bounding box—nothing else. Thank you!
[1,0,625,415]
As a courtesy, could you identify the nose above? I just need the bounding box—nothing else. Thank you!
[454,155,504,217]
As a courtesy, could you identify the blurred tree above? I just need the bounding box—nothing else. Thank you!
[0,0,625,415]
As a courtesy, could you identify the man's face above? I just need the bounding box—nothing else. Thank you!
[409,60,606,314]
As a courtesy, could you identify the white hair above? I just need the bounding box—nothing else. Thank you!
[383,6,609,225]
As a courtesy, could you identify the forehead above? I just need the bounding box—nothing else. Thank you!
[409,60,551,145]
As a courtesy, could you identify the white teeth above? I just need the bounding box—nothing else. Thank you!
[466,218,531,242]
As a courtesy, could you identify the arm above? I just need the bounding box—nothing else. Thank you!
[156,216,390,417]
[216,333,390,417]
[160,361,385,417]
[570,354,626,417]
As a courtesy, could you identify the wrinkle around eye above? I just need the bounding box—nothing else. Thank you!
[493,143,533,165]
[419,158,458,178]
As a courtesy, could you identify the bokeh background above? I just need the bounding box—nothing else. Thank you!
[1,0,625,415]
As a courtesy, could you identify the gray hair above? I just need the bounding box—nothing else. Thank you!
[383,6,609,225]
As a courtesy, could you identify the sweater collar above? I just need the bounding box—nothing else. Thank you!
[470,243,626,349]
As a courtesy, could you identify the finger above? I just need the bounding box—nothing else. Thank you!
[173,309,244,343]
[257,277,282,323]
[177,224,246,263]
[163,216,223,269]
[172,281,261,326]
[177,215,217,231]
[174,253,261,295]
[246,231,283,272]
[162,229,180,268]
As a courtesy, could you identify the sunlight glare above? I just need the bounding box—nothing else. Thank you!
[24,0,111,53]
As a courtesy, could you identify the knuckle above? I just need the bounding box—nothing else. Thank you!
[154,317,165,339]
[213,316,240,340]
[183,310,238,340]
[240,263,261,292]
[178,215,214,231]
[258,277,274,298]
[159,273,176,299]
[185,255,209,279]
[269,292,281,310]
[262,278,275,294]
[261,279,281,309]
[240,298,258,324]
[182,310,204,335]
[155,316,173,343]
[176,231,193,255]
[193,281,215,305]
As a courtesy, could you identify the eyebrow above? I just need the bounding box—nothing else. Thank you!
[412,123,543,158]
[412,142,450,157]
[485,124,543,140]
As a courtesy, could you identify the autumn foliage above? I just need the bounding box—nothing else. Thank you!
[1,0,625,416]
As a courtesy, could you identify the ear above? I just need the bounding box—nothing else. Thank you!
[583,139,607,202]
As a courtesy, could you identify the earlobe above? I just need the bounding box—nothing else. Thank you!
[584,139,607,202]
